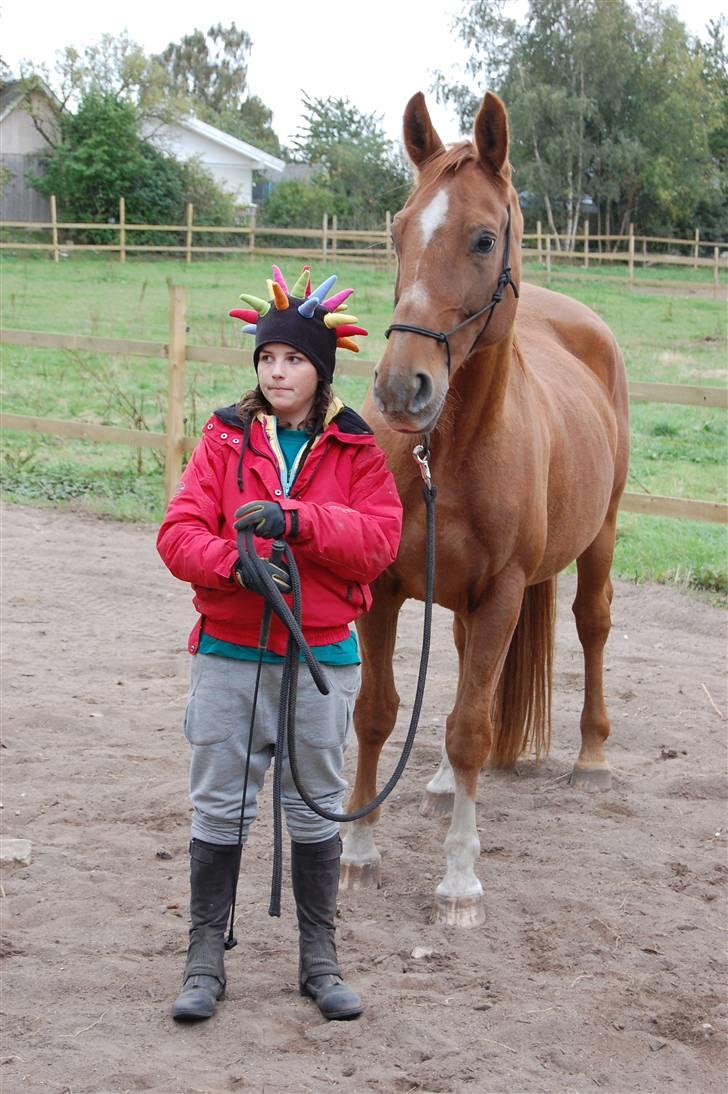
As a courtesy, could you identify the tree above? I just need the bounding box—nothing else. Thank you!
[17,26,281,155]
[18,31,183,144]
[435,0,723,241]
[288,94,410,228]
[694,18,728,237]
[154,25,281,154]
[31,92,182,237]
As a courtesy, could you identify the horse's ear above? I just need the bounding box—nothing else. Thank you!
[474,91,510,177]
[403,92,445,169]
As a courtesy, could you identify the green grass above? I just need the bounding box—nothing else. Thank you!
[1,252,726,597]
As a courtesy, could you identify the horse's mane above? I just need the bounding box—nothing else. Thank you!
[421,142,476,184]
[419,140,513,188]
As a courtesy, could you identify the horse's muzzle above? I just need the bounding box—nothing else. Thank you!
[373,365,445,434]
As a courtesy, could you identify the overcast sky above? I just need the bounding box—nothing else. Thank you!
[1,0,724,148]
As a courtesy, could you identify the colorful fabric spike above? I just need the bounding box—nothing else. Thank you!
[272,265,289,294]
[336,337,360,353]
[272,282,289,310]
[298,295,320,318]
[239,293,270,316]
[290,266,311,297]
[332,325,367,337]
[309,274,337,303]
[322,289,354,312]
[229,308,261,324]
[323,312,359,329]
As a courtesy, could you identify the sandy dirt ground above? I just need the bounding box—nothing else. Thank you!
[1,502,727,1094]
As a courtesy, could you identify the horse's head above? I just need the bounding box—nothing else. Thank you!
[373,91,523,434]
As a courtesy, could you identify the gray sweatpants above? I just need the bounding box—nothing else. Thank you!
[184,653,360,845]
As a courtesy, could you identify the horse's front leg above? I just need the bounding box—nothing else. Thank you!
[340,576,404,890]
[435,573,525,927]
[420,614,465,818]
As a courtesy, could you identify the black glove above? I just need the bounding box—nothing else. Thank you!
[234,500,287,539]
[234,553,292,597]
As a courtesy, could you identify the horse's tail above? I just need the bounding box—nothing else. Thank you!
[489,578,556,768]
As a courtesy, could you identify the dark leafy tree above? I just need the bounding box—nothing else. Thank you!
[286,93,410,229]
[435,0,724,241]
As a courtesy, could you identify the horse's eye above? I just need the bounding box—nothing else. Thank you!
[473,232,496,255]
[470,231,494,254]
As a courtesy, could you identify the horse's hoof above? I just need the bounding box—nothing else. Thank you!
[569,765,612,792]
[432,894,485,928]
[340,860,381,890]
[420,790,454,818]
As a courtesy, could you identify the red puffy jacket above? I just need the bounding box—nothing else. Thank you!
[157,399,403,655]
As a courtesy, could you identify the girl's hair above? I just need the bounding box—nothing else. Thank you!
[235,380,333,435]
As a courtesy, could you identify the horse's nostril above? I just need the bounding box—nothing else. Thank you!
[410,371,433,414]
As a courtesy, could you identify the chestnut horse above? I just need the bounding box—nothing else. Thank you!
[340,91,629,927]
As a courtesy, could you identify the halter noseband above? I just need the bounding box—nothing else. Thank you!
[384,205,520,373]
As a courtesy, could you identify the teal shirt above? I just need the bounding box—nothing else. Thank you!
[200,426,360,665]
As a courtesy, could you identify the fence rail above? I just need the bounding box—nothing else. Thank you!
[1,287,726,522]
[1,200,727,288]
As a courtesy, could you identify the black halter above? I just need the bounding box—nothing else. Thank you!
[384,205,520,373]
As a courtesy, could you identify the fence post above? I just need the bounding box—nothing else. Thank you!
[583,217,589,269]
[536,220,543,265]
[50,194,59,263]
[693,228,699,271]
[249,205,256,254]
[164,285,188,504]
[714,246,720,298]
[185,203,194,265]
[332,214,338,258]
[119,196,126,264]
[627,222,635,288]
[545,234,551,283]
[322,213,329,258]
[385,210,392,272]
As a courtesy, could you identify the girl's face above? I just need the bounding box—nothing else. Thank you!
[256,342,320,428]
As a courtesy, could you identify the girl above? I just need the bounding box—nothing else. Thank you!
[157,265,402,1023]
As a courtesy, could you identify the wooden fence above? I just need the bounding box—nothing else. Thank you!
[1,200,727,288]
[1,286,726,522]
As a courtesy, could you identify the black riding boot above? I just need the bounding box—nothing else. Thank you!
[172,839,241,1022]
[291,834,363,1021]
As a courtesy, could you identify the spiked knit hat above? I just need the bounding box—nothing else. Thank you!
[229,264,368,384]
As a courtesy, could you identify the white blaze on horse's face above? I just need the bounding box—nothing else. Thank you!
[419,187,449,248]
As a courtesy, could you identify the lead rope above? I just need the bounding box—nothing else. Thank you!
[224,442,436,930]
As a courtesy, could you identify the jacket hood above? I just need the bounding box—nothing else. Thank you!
[212,399,374,441]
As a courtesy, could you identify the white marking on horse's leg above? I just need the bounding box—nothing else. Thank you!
[421,745,456,816]
[436,784,482,902]
[340,821,382,890]
[341,821,380,867]
[426,746,456,795]
[418,187,449,247]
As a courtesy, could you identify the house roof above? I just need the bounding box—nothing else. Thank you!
[0,78,60,124]
[176,116,284,173]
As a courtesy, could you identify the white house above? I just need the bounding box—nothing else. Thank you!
[143,115,285,206]
[0,80,60,220]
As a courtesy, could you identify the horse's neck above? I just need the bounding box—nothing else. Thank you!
[438,336,515,450]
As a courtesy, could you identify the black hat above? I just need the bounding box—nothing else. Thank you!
[229,265,368,384]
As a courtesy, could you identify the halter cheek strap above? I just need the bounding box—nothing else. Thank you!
[384,205,520,373]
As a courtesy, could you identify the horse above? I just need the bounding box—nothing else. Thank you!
[340,90,630,927]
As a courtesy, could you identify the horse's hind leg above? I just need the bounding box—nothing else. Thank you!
[340,577,404,890]
[570,507,618,791]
